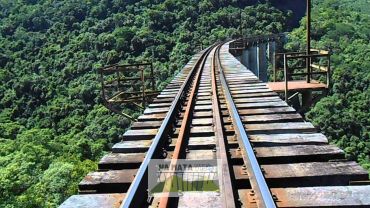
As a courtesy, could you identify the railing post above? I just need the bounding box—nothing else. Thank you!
[284,54,288,102]
[273,53,277,82]
[327,54,331,89]
[141,67,146,108]
[151,63,155,90]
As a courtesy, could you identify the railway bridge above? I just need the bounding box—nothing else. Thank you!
[59,40,370,208]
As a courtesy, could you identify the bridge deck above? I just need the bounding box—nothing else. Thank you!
[59,41,370,208]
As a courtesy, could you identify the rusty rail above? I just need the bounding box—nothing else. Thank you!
[217,44,277,208]
[212,44,237,207]
[157,43,213,208]
[119,46,214,208]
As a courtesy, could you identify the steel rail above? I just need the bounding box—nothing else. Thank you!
[211,44,237,208]
[158,44,214,208]
[120,46,214,208]
[216,43,277,208]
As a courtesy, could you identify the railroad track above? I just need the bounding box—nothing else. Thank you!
[60,41,370,208]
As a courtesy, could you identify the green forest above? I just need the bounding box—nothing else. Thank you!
[0,0,290,207]
[0,0,368,207]
[286,0,370,170]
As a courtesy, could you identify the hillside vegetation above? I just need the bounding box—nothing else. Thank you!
[287,0,370,170]
[0,0,290,207]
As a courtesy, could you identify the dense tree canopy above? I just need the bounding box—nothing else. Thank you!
[286,0,370,170]
[0,0,291,207]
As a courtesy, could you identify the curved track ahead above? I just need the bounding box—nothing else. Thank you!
[60,41,370,208]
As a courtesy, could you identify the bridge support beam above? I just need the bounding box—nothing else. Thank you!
[241,49,250,69]
[248,46,258,76]
[257,43,268,82]
[267,41,276,64]
[233,40,276,83]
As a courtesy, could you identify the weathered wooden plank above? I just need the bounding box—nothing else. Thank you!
[193,111,213,118]
[99,153,145,169]
[245,122,316,134]
[237,107,296,115]
[188,137,215,149]
[138,113,167,121]
[229,83,268,88]
[192,118,213,126]
[189,126,215,136]
[239,186,370,207]
[122,129,157,140]
[60,194,125,208]
[241,113,302,123]
[196,95,211,100]
[159,91,178,95]
[112,140,152,153]
[148,102,173,108]
[274,186,370,207]
[262,161,369,187]
[196,100,212,105]
[236,101,288,109]
[232,96,281,103]
[254,144,345,164]
[197,92,211,96]
[151,97,174,104]
[156,94,177,99]
[249,133,328,146]
[186,150,216,160]
[231,88,273,94]
[131,121,163,129]
[113,139,177,153]
[194,105,213,111]
[177,192,222,208]
[144,107,170,114]
[79,169,137,193]
[231,92,278,98]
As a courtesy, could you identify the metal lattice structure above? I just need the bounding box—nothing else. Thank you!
[99,63,159,121]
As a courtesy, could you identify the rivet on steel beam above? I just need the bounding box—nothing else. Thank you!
[261,167,266,174]
[242,165,247,170]
[185,148,190,153]
[272,194,278,201]
[212,147,217,152]
[237,147,241,151]
[167,137,172,144]
[162,148,168,158]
